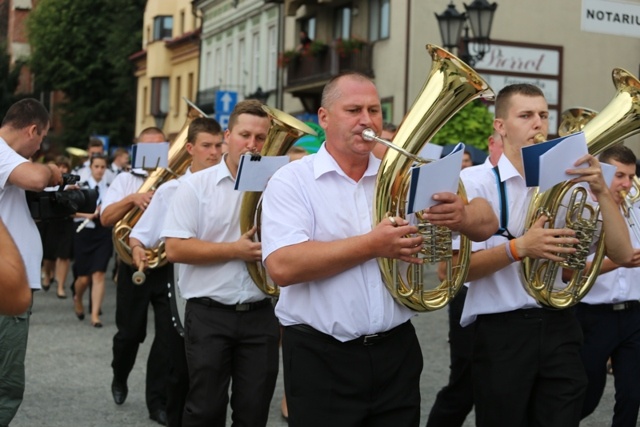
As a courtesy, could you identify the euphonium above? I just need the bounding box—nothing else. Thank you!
[522,68,640,308]
[113,99,207,274]
[239,105,317,296]
[371,44,495,312]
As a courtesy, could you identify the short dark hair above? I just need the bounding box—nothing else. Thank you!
[138,127,166,141]
[1,98,50,134]
[187,117,223,143]
[599,144,637,166]
[89,153,107,166]
[87,137,104,150]
[494,84,545,119]
[228,100,268,130]
[321,72,374,109]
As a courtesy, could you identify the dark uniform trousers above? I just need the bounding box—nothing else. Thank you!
[577,301,640,427]
[283,320,423,427]
[473,307,587,427]
[111,261,172,413]
[182,298,279,427]
[426,286,476,427]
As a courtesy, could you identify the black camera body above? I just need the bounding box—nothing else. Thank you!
[26,174,98,221]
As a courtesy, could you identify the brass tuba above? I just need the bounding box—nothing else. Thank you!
[371,44,495,312]
[113,99,207,275]
[558,107,599,137]
[239,105,317,296]
[522,68,640,308]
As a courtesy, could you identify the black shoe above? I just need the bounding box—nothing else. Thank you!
[111,379,128,405]
[149,408,168,426]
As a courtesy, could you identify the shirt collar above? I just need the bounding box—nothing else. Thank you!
[313,142,381,181]
[496,154,522,183]
[213,154,233,185]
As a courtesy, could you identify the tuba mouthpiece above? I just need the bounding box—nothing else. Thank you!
[362,128,377,141]
[533,134,546,144]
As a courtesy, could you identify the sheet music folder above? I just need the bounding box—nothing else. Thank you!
[234,153,289,192]
[407,142,465,214]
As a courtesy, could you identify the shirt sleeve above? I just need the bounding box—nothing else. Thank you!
[261,165,313,262]
[0,142,28,190]
[101,173,129,212]
[161,179,200,240]
[130,183,172,247]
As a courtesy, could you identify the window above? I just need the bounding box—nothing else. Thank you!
[333,6,352,40]
[142,86,148,121]
[225,43,233,86]
[252,32,260,91]
[153,16,173,41]
[187,73,194,101]
[300,17,316,39]
[150,77,169,116]
[180,10,185,34]
[238,38,247,91]
[267,25,277,90]
[369,0,390,41]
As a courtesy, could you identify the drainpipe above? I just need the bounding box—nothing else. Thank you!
[403,0,411,115]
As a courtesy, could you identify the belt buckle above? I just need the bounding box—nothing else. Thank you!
[612,303,627,311]
[235,303,251,312]
[362,334,379,345]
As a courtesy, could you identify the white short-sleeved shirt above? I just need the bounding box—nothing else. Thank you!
[101,169,147,214]
[261,144,414,342]
[161,159,264,304]
[459,154,547,326]
[130,169,192,247]
[581,201,640,305]
[0,138,43,289]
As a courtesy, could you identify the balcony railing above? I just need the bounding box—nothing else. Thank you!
[285,43,373,89]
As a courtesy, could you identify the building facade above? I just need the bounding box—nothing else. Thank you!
[131,0,201,140]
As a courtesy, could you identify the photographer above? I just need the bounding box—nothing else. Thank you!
[0,98,61,425]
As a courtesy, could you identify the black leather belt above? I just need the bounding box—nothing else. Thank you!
[581,300,640,312]
[288,321,408,346]
[478,307,573,321]
[189,297,272,312]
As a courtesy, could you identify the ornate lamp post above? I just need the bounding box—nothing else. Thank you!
[435,0,498,66]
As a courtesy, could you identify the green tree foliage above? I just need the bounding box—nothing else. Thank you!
[431,100,494,151]
[27,0,146,148]
[0,45,29,119]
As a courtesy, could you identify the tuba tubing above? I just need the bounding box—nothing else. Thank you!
[373,44,494,312]
[522,68,640,308]
[113,98,207,277]
[239,106,317,297]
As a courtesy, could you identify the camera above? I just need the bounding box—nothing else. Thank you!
[26,174,99,221]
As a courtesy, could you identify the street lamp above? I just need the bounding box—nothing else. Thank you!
[435,0,498,66]
[152,111,167,131]
[246,86,270,105]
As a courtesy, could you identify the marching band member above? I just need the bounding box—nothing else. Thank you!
[458,84,632,427]
[162,100,278,427]
[575,145,640,427]
[100,127,171,425]
[260,72,497,427]
[129,117,224,427]
[72,154,111,327]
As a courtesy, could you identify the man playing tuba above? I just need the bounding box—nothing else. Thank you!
[458,84,633,427]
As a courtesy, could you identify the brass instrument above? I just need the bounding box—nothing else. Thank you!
[621,178,640,243]
[239,105,317,296]
[558,107,599,137]
[522,68,640,308]
[113,99,207,279]
[371,44,495,312]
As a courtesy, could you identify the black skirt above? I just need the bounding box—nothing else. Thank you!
[73,220,113,276]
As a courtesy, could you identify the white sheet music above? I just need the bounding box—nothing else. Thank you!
[234,154,289,192]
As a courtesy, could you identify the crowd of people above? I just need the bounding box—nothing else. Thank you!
[2,71,640,427]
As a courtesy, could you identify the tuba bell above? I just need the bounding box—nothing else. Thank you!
[371,44,495,312]
[522,68,640,308]
[558,107,599,137]
[113,99,207,274]
[239,105,317,296]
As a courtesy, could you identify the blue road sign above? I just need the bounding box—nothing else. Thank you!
[215,91,238,129]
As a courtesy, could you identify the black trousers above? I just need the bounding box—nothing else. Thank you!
[426,287,475,427]
[111,261,172,413]
[577,302,640,427]
[182,298,279,427]
[472,307,587,427]
[166,319,189,427]
[283,320,423,427]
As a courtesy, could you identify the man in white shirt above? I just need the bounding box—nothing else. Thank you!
[130,117,224,427]
[100,127,171,425]
[427,131,503,427]
[459,83,633,427]
[576,144,640,427]
[0,98,62,425]
[163,100,278,427]
[260,72,498,427]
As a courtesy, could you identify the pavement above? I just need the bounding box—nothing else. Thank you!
[10,264,616,426]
